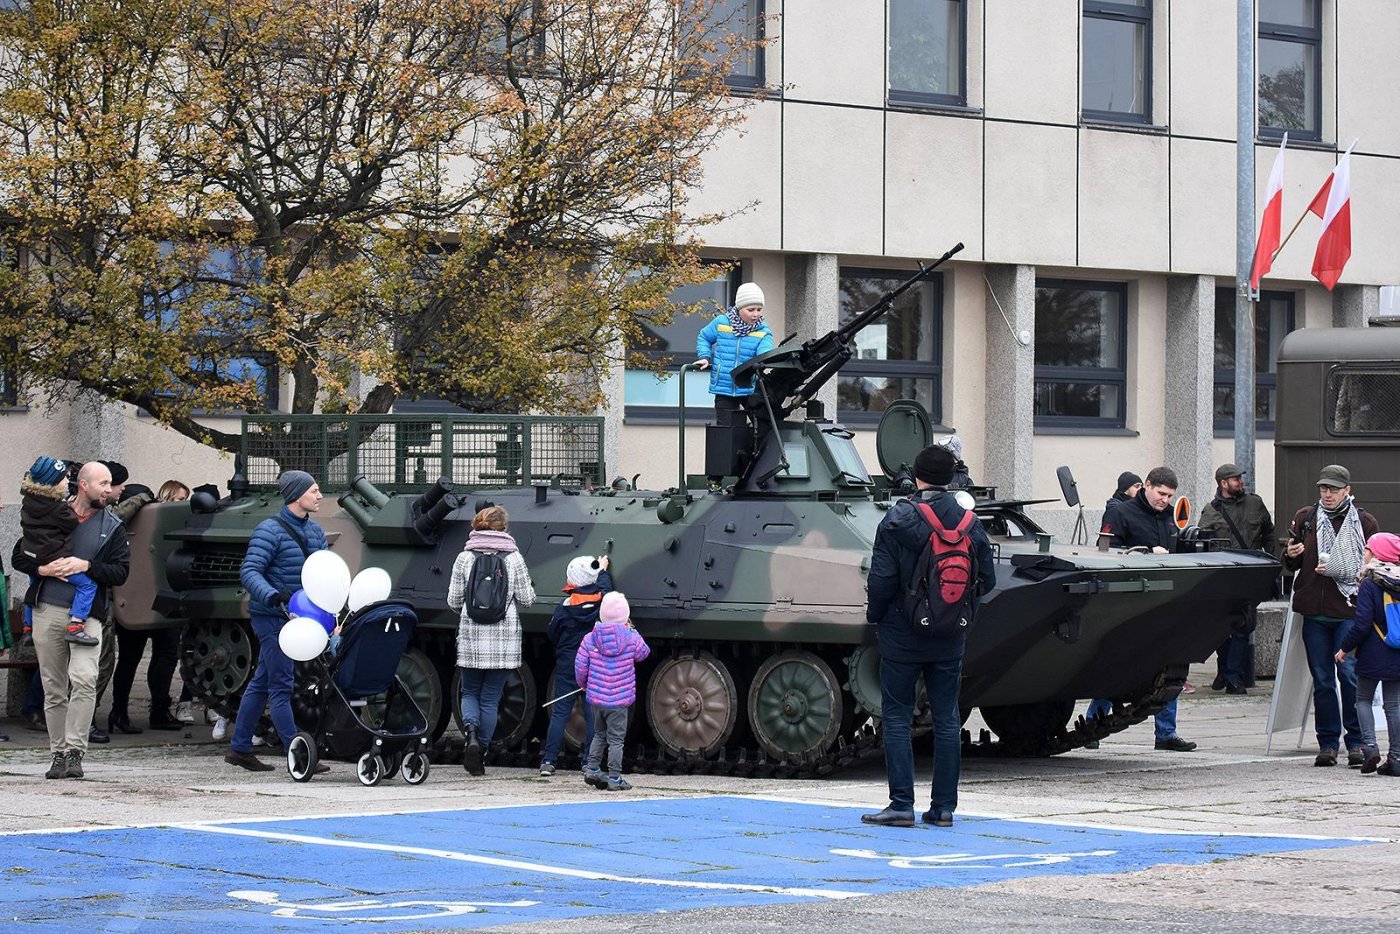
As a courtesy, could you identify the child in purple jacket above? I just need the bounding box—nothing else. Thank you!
[576,591,650,791]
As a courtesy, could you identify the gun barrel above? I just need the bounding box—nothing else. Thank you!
[835,242,964,342]
[349,474,391,509]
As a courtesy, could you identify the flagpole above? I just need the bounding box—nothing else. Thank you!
[1234,0,1256,489]
[1271,208,1312,261]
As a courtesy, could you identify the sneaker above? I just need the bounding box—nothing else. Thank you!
[604,775,632,791]
[921,809,954,827]
[1314,748,1338,767]
[64,625,99,647]
[175,702,195,724]
[211,717,228,741]
[224,749,274,772]
[539,762,556,777]
[1083,739,1100,750]
[1377,758,1400,777]
[584,768,608,789]
[1347,748,1366,768]
[1361,752,1382,774]
[1154,736,1197,752]
[64,750,83,779]
[1180,682,1196,695]
[45,753,67,780]
[251,734,265,747]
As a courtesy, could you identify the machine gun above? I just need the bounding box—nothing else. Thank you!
[727,241,963,490]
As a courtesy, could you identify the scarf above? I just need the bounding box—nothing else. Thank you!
[727,307,761,337]
[465,529,518,554]
[1316,495,1365,604]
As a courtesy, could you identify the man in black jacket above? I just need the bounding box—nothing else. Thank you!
[10,462,130,780]
[861,445,996,829]
[1198,463,1275,695]
[1099,465,1196,752]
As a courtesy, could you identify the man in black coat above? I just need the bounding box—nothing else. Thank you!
[1098,465,1196,752]
[861,445,996,829]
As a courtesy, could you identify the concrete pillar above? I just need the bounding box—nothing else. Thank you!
[66,388,126,464]
[599,336,624,488]
[783,253,839,417]
[983,264,1035,500]
[1333,284,1378,329]
[1165,275,1214,507]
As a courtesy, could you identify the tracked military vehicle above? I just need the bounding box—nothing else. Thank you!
[115,243,1279,770]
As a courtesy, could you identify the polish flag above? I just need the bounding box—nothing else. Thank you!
[1249,134,1286,291]
[1311,145,1354,290]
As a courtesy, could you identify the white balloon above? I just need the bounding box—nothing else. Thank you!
[347,567,393,613]
[302,550,352,614]
[954,491,977,511]
[279,617,329,662]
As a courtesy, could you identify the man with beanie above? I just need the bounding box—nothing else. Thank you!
[695,281,774,489]
[11,462,129,780]
[227,469,329,772]
[1097,466,1197,752]
[540,554,613,775]
[1198,463,1274,695]
[1106,471,1142,516]
[862,444,995,828]
[1283,463,1377,768]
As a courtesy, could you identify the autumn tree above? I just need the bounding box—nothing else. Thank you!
[0,0,760,458]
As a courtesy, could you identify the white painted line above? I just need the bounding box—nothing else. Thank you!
[179,822,866,901]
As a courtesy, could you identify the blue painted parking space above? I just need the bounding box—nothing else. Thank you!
[0,796,1368,932]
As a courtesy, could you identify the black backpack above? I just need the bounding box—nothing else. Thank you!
[465,550,510,624]
[901,499,979,638]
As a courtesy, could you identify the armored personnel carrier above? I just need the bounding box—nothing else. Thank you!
[115,245,1279,770]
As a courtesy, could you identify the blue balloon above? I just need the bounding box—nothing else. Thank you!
[289,589,336,634]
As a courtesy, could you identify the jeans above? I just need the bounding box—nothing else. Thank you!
[231,614,298,753]
[1154,698,1179,742]
[27,572,96,623]
[1355,675,1400,762]
[459,668,510,747]
[879,655,962,814]
[542,663,593,765]
[1215,631,1250,687]
[1301,616,1362,752]
[587,706,629,776]
[1085,698,1112,720]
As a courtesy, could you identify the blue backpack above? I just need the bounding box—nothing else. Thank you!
[1379,592,1400,649]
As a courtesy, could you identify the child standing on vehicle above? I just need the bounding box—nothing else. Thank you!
[576,591,649,791]
[539,554,613,776]
[19,456,99,646]
[1336,532,1400,775]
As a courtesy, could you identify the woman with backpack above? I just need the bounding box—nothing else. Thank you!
[1336,532,1400,776]
[447,505,535,777]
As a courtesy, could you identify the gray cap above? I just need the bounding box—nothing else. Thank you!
[1316,464,1351,488]
[278,470,316,504]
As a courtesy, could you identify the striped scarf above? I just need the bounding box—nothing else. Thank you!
[727,307,760,337]
[1316,496,1365,604]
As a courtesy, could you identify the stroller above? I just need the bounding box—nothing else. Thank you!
[287,600,432,786]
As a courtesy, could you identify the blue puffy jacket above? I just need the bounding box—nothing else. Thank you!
[695,313,774,397]
[240,506,329,618]
[1340,578,1400,681]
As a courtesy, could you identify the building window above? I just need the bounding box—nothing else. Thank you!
[888,0,965,107]
[624,265,741,418]
[1214,288,1295,434]
[837,268,942,425]
[1034,280,1128,428]
[485,0,546,64]
[1082,1,1151,124]
[1258,0,1321,139]
[698,0,764,90]
[0,349,16,406]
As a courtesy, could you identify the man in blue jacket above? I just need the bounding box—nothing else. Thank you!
[226,470,329,772]
[695,281,773,488]
[862,445,996,828]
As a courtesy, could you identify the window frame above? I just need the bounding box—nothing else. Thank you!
[1257,0,1322,141]
[623,263,743,421]
[1213,287,1295,436]
[886,0,967,108]
[695,0,765,92]
[1033,278,1129,430]
[1080,0,1152,125]
[836,266,944,427]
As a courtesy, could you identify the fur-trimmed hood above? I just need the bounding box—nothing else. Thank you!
[20,474,68,502]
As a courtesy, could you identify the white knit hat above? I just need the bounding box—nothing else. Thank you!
[566,555,600,589]
[734,282,764,310]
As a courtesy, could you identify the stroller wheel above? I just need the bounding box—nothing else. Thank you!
[381,751,401,781]
[356,752,385,787]
[287,732,319,783]
[401,750,430,785]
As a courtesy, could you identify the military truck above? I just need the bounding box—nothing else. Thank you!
[114,246,1279,770]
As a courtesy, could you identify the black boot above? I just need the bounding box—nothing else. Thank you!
[464,725,484,776]
[108,710,143,735]
[148,701,184,731]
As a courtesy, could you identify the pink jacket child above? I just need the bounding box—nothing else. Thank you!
[575,593,651,707]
